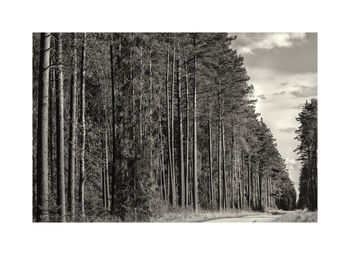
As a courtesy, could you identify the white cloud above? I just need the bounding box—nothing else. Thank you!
[257,94,266,100]
[232,33,307,55]
[290,85,317,97]
[285,157,298,169]
[246,66,316,193]
[250,68,316,133]
[279,127,296,133]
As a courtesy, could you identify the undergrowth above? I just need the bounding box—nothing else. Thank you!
[273,209,317,222]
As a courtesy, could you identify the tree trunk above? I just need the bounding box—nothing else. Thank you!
[237,153,241,210]
[238,149,244,209]
[149,46,154,189]
[101,74,111,211]
[258,171,262,210]
[139,44,143,142]
[231,132,236,209]
[254,160,260,210]
[165,43,172,204]
[177,56,185,207]
[105,134,110,210]
[217,90,222,211]
[80,33,86,219]
[159,123,167,200]
[192,35,198,212]
[240,150,243,209]
[170,38,176,206]
[247,153,251,210]
[49,60,56,202]
[221,117,227,209]
[56,33,66,222]
[185,63,190,207]
[132,35,137,220]
[222,115,227,210]
[103,130,110,209]
[208,110,213,206]
[36,33,51,222]
[266,176,269,208]
[102,135,106,208]
[110,34,117,214]
[68,33,77,220]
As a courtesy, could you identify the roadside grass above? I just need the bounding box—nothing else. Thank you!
[150,207,260,222]
[273,209,317,222]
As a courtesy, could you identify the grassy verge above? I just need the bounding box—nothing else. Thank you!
[273,210,317,222]
[150,208,259,222]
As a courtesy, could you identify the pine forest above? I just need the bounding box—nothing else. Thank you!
[32,33,317,222]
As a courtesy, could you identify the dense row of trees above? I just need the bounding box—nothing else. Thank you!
[296,99,317,211]
[33,33,296,222]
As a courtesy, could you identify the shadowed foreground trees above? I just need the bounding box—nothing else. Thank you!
[33,33,297,222]
[36,33,51,222]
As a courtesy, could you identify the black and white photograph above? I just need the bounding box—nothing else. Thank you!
[2,1,350,254]
[32,32,317,222]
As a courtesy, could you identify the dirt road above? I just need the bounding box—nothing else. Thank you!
[204,213,283,222]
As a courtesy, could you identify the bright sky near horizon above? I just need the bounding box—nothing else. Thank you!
[229,33,317,194]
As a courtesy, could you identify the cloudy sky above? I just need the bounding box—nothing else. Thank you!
[230,33,317,194]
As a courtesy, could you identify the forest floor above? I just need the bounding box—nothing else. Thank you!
[272,210,317,222]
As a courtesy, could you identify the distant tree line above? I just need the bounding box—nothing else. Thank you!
[296,99,317,211]
[33,33,296,222]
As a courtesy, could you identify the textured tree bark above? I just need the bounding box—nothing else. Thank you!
[270,179,273,208]
[266,176,269,208]
[222,117,227,210]
[159,124,167,200]
[132,35,137,220]
[105,130,110,209]
[170,38,176,206]
[217,90,222,211]
[110,34,117,214]
[177,57,185,207]
[139,44,143,142]
[68,33,78,220]
[49,60,56,201]
[272,179,274,207]
[240,150,243,209]
[100,74,111,211]
[103,130,110,209]
[247,153,251,210]
[270,178,272,207]
[237,153,242,210]
[102,135,106,208]
[231,132,236,209]
[192,35,198,212]
[313,152,318,210]
[148,45,154,194]
[56,33,66,222]
[188,155,192,206]
[258,171,262,210]
[235,146,239,209]
[241,150,245,209]
[308,149,315,210]
[208,109,213,206]
[254,160,260,210]
[185,63,190,207]
[165,44,172,204]
[37,33,51,222]
[80,33,86,219]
